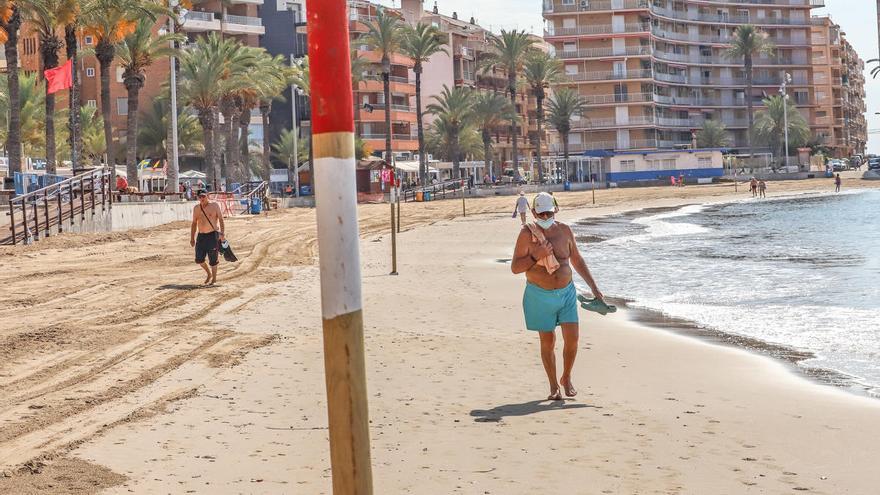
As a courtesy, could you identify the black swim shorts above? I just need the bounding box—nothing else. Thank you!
[195,231,220,266]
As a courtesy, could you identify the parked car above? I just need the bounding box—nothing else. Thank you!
[829,159,846,172]
[868,158,880,171]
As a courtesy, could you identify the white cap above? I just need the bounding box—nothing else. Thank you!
[533,192,556,214]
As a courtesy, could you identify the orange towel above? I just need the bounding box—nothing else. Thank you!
[525,223,560,274]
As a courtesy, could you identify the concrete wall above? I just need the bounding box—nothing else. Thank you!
[110,202,195,232]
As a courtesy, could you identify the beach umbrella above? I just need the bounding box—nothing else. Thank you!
[306,2,374,493]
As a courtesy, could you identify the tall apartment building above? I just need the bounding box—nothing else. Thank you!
[811,17,867,157]
[405,0,542,166]
[349,0,419,157]
[542,0,856,156]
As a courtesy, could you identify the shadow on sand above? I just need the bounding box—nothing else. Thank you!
[470,400,596,423]
[156,284,214,291]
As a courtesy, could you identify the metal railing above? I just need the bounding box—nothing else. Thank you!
[224,14,262,26]
[565,69,652,82]
[546,22,650,37]
[558,45,651,60]
[543,0,649,14]
[3,168,112,246]
[402,178,468,203]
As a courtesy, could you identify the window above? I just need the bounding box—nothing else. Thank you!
[116,67,124,83]
[117,97,128,116]
[663,159,676,169]
[87,100,97,108]
[619,160,636,172]
[86,67,95,77]
[84,35,94,45]
[698,156,713,167]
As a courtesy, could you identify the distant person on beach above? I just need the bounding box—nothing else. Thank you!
[191,190,225,285]
[115,174,128,192]
[758,180,767,198]
[750,178,758,197]
[835,174,842,193]
[515,192,530,225]
[511,192,606,401]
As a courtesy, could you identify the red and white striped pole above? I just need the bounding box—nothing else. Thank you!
[306,2,374,493]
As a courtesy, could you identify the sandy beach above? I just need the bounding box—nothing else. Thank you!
[2,174,880,494]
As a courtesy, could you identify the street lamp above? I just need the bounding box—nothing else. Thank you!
[780,72,792,169]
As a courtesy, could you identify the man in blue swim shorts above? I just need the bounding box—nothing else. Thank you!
[511,192,606,401]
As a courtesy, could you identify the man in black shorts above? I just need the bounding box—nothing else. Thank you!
[190,190,225,285]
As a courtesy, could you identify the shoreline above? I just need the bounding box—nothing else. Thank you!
[566,188,880,400]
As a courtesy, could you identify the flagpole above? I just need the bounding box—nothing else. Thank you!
[306,1,374,494]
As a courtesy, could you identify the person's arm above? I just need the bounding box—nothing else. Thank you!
[511,228,551,274]
[190,207,198,247]
[217,206,225,239]
[565,224,604,300]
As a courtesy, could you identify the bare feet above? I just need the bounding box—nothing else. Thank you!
[547,388,562,401]
[209,277,217,285]
[560,377,577,397]
[204,274,212,285]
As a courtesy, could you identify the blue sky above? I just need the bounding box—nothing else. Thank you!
[376,0,879,153]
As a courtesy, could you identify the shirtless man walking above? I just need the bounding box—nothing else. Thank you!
[190,190,225,285]
[511,192,606,400]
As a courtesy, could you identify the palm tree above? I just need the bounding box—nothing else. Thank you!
[178,33,252,189]
[0,71,45,158]
[546,87,588,180]
[271,127,308,183]
[138,96,203,158]
[480,29,535,171]
[289,55,309,95]
[696,120,731,148]
[426,118,482,163]
[471,91,515,182]
[350,47,368,92]
[360,8,404,168]
[427,85,474,178]
[753,95,809,167]
[82,0,161,169]
[79,105,106,166]
[1,1,24,175]
[115,17,181,188]
[23,0,79,174]
[523,51,562,183]
[401,22,447,184]
[725,25,775,154]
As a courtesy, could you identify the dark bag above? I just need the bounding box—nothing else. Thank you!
[199,204,239,263]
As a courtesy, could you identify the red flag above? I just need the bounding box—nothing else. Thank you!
[44,59,73,95]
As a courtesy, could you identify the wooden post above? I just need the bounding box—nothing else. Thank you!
[90,175,96,214]
[79,177,85,220]
[9,201,17,246]
[306,1,375,493]
[32,197,39,240]
[57,187,63,234]
[461,179,466,217]
[68,180,74,222]
[43,194,50,236]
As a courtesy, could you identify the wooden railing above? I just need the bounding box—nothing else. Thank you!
[402,178,468,203]
[3,168,113,245]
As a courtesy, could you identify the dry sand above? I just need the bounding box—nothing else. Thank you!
[1,173,879,494]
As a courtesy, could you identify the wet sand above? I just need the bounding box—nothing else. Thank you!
[1,173,879,493]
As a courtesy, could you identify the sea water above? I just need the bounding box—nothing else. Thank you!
[573,190,880,394]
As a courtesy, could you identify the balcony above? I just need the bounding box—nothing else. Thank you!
[558,45,651,60]
[227,0,263,4]
[545,22,650,38]
[653,49,808,66]
[651,6,812,26]
[652,28,808,46]
[222,14,265,35]
[542,0,649,15]
[564,68,652,83]
[582,92,653,105]
[654,72,808,87]
[181,11,221,32]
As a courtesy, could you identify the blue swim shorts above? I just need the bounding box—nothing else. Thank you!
[522,282,579,332]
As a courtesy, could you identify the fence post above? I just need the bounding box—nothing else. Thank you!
[80,177,86,221]
[9,200,16,246]
[58,187,63,234]
[90,175,96,215]
[33,198,39,240]
[43,194,50,237]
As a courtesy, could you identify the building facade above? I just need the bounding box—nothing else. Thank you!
[542,0,866,159]
[811,17,867,157]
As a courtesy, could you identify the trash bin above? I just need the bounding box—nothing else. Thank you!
[424,191,432,201]
[250,198,262,214]
[415,191,424,202]
[299,185,312,196]
[564,181,571,191]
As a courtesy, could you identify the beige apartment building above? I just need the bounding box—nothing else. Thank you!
[811,17,867,157]
[543,0,866,159]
